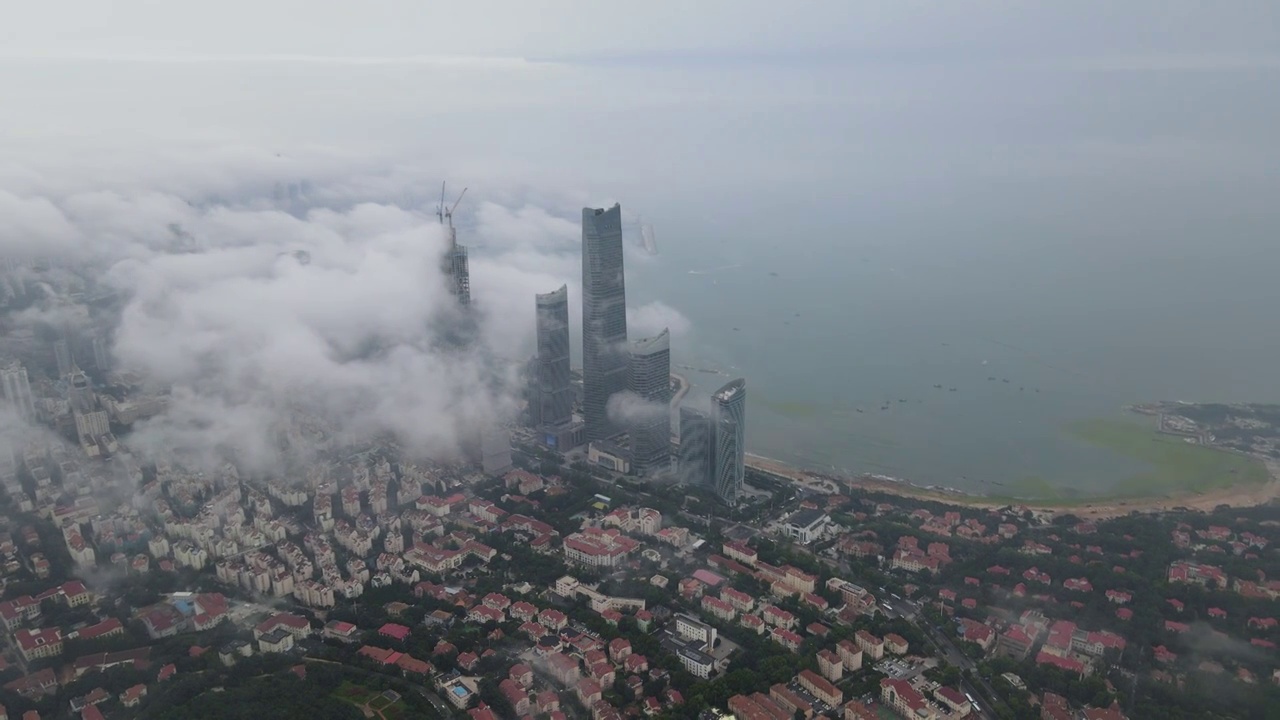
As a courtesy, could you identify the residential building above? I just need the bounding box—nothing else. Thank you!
[798,669,841,707]
[677,646,714,679]
[563,528,639,567]
[15,627,63,662]
[855,630,884,660]
[817,650,843,682]
[674,613,717,650]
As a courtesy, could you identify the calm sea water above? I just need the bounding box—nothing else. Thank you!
[627,191,1280,496]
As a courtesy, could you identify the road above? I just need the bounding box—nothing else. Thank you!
[880,595,1001,720]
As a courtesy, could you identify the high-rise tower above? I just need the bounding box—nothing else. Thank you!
[0,361,36,421]
[534,285,574,428]
[627,329,672,475]
[437,183,471,307]
[712,379,747,505]
[678,406,714,487]
[581,204,628,441]
[53,338,73,378]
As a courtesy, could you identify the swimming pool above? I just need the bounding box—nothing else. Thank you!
[452,686,468,698]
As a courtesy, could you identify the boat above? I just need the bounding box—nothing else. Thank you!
[949,388,957,392]
[933,384,943,389]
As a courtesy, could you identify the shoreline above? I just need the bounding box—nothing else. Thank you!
[744,452,1280,520]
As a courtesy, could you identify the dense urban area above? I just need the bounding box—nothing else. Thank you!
[1,416,1279,720]
[0,202,1277,720]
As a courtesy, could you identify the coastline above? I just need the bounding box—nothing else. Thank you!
[745,452,1280,520]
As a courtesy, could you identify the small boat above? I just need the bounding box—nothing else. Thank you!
[988,376,996,381]
[933,384,943,389]
[1001,378,1010,383]
[949,387,957,392]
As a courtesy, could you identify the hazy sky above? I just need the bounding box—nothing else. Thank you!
[2,2,1278,471]
[3,1,1277,201]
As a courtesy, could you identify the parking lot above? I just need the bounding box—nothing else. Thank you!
[875,658,925,681]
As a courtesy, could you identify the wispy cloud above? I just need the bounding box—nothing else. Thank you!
[0,53,545,69]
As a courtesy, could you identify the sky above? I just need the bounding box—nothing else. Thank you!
[1,2,1278,471]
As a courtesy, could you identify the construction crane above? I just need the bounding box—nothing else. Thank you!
[436,181,468,229]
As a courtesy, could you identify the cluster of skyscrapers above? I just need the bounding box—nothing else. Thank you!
[527,203,747,505]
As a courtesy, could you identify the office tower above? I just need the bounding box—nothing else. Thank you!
[444,235,471,307]
[581,204,628,441]
[534,285,574,427]
[438,185,471,307]
[712,379,747,505]
[678,406,714,486]
[91,334,111,373]
[0,361,37,421]
[627,329,672,475]
[53,339,73,377]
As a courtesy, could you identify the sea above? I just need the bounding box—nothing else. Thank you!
[625,191,1280,498]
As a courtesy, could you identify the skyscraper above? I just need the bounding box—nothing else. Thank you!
[581,204,628,441]
[534,285,574,428]
[53,338,73,378]
[712,379,747,505]
[91,334,112,374]
[1,361,36,421]
[627,329,672,475]
[678,406,714,487]
[443,224,471,307]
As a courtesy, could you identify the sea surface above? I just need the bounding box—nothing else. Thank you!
[626,196,1280,497]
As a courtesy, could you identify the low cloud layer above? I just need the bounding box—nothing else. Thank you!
[0,149,690,474]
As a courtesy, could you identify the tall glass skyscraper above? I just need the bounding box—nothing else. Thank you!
[678,406,714,487]
[628,329,671,475]
[713,378,747,505]
[581,204,628,441]
[534,285,574,427]
[1,360,36,421]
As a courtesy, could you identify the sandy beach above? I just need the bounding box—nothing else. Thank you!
[746,453,1280,519]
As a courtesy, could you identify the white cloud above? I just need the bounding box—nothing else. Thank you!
[627,301,691,339]
[0,151,664,473]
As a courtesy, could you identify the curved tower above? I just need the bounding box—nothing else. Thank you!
[628,329,672,475]
[712,378,746,505]
[581,204,628,441]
